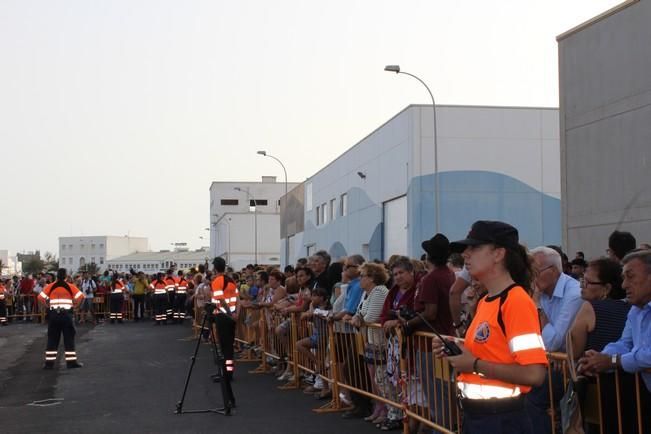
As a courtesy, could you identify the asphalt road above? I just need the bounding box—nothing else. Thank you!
[0,320,382,434]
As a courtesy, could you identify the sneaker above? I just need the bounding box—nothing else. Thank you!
[277,370,292,381]
[339,392,352,406]
[286,374,295,383]
[313,376,324,390]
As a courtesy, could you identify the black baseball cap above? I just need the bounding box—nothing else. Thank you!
[450,220,519,252]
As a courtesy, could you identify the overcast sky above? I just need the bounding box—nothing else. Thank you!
[1,0,620,255]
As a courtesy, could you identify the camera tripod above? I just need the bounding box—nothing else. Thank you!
[175,309,235,416]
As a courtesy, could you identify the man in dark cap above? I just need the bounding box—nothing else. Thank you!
[402,233,455,433]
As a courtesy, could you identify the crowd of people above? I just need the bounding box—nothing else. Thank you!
[0,225,649,434]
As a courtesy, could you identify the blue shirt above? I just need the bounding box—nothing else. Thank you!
[539,273,583,352]
[343,278,362,315]
[249,285,260,299]
[602,301,651,391]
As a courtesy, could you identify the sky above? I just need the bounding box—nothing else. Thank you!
[0,0,621,255]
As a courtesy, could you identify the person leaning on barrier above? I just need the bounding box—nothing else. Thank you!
[433,221,548,434]
[38,268,85,369]
[578,249,651,433]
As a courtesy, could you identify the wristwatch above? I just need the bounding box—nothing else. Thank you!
[611,354,618,367]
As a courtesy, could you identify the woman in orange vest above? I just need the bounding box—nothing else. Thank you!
[109,273,127,324]
[433,221,548,434]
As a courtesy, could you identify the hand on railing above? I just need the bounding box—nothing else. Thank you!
[576,349,613,377]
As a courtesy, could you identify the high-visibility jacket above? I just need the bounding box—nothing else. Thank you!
[211,275,239,314]
[457,284,548,399]
[176,278,188,294]
[164,277,177,293]
[0,283,6,301]
[111,280,127,294]
[150,279,168,295]
[38,281,83,310]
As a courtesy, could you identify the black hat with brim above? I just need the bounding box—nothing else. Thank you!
[450,220,519,252]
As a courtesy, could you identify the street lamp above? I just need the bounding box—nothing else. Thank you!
[234,187,258,264]
[384,65,440,234]
[257,150,289,267]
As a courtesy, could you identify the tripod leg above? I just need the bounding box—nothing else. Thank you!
[176,313,208,414]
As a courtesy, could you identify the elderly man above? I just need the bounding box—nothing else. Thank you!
[578,250,651,432]
[308,250,333,295]
[526,246,583,434]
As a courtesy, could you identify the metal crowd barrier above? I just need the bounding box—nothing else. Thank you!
[7,294,45,323]
[234,309,650,434]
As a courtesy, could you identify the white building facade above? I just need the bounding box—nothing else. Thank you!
[209,176,299,270]
[107,249,211,274]
[0,250,22,276]
[58,236,149,272]
[281,105,561,264]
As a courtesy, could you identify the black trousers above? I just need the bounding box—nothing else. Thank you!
[109,293,123,320]
[166,292,175,318]
[173,293,187,320]
[45,311,77,366]
[132,294,145,320]
[0,300,7,323]
[212,313,236,378]
[153,293,168,322]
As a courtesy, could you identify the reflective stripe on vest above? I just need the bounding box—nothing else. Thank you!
[457,381,521,400]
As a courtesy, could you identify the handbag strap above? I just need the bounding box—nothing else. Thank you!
[565,329,578,381]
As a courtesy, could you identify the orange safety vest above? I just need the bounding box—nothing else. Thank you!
[164,276,177,293]
[176,277,188,294]
[211,275,239,314]
[39,281,83,310]
[111,280,127,294]
[150,279,168,295]
[0,283,6,301]
[457,284,548,399]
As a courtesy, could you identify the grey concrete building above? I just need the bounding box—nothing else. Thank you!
[558,0,651,258]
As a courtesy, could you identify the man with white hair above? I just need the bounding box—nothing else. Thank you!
[527,246,583,434]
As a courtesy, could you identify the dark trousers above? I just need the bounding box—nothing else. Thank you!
[153,293,167,323]
[45,311,77,366]
[525,370,563,434]
[0,300,7,323]
[463,408,533,434]
[213,313,236,379]
[109,293,123,320]
[173,293,187,320]
[166,292,175,318]
[132,294,145,320]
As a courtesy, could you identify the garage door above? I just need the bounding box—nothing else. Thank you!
[383,196,407,259]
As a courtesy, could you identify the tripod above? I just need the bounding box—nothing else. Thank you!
[175,309,235,416]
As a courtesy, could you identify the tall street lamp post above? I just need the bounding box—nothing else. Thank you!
[384,65,440,234]
[234,187,258,264]
[257,150,289,267]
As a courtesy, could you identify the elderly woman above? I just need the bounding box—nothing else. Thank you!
[569,257,632,434]
[350,262,389,425]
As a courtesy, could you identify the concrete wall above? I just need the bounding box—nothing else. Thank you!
[558,0,651,258]
[284,105,560,265]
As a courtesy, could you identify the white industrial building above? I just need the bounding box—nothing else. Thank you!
[280,104,560,265]
[107,248,211,274]
[209,176,299,270]
[558,0,651,257]
[58,236,149,272]
[0,250,22,276]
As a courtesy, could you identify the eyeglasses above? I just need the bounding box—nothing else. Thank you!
[580,279,604,288]
[537,265,555,274]
[345,264,358,269]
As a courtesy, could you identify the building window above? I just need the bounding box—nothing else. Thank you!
[329,199,336,222]
[340,193,348,217]
[61,258,66,265]
[100,257,104,264]
[61,245,66,251]
[250,199,268,206]
[316,206,320,226]
[220,199,239,206]
[99,243,104,248]
[322,203,328,225]
[80,244,85,250]
[91,244,96,249]
[91,257,95,264]
[79,257,86,267]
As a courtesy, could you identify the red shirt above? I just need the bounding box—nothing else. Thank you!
[380,285,416,324]
[413,266,455,335]
[20,278,35,295]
